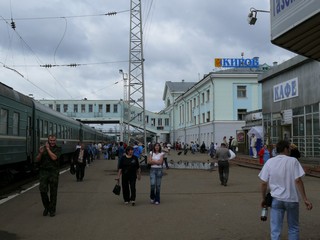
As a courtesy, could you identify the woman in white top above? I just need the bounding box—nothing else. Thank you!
[147,143,164,205]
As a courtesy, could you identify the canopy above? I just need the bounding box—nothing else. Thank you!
[247,126,263,139]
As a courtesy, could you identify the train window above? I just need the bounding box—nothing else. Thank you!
[57,125,61,138]
[13,112,19,136]
[67,127,70,139]
[54,123,57,135]
[39,120,43,137]
[44,121,48,137]
[49,122,53,135]
[28,117,32,136]
[0,108,8,135]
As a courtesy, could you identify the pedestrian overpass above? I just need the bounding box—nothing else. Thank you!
[38,99,170,138]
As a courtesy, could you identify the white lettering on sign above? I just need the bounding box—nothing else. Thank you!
[273,78,298,102]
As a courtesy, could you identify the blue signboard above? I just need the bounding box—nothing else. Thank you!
[215,57,259,68]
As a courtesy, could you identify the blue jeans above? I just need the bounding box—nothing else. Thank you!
[149,168,163,202]
[270,198,299,240]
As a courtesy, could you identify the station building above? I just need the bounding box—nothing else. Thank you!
[162,65,269,150]
[259,55,320,161]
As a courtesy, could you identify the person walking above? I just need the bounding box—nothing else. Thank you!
[117,142,125,169]
[162,143,170,169]
[36,135,61,217]
[258,140,313,240]
[148,143,164,205]
[250,133,257,158]
[231,137,238,153]
[258,144,270,165]
[215,143,231,186]
[116,146,141,206]
[72,143,89,182]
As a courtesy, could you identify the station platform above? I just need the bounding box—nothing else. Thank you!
[0,151,319,240]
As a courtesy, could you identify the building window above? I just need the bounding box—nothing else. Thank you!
[98,104,103,113]
[113,104,118,113]
[89,104,93,112]
[207,111,210,122]
[106,104,110,113]
[74,104,78,113]
[202,113,205,123]
[0,109,8,134]
[48,104,53,109]
[63,104,68,112]
[237,86,247,98]
[165,118,169,126]
[56,104,60,112]
[237,109,247,120]
[81,104,85,113]
[158,118,163,126]
[206,89,210,102]
[201,93,205,104]
[13,112,19,136]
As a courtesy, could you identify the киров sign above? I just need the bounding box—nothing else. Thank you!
[215,57,259,68]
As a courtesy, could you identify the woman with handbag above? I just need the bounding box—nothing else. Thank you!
[148,143,164,205]
[115,146,141,206]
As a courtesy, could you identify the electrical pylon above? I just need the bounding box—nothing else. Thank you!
[127,0,146,146]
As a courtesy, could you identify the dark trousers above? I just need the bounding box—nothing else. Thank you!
[218,161,229,185]
[76,162,86,181]
[39,169,59,213]
[121,175,137,202]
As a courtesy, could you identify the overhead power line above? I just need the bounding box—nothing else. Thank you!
[1,10,129,22]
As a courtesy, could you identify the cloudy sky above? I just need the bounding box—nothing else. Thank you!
[0,0,296,112]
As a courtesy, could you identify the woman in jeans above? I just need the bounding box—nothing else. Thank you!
[148,143,164,205]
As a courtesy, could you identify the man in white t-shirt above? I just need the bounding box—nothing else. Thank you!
[258,140,312,240]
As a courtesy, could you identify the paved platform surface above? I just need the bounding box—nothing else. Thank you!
[0,151,319,240]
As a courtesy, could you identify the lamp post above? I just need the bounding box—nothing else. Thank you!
[119,69,128,143]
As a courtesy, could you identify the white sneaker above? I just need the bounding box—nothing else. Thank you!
[150,199,155,204]
[155,201,159,205]
[124,202,129,205]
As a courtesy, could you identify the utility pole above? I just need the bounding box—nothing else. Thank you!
[128,0,146,147]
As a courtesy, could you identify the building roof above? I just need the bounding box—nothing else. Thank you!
[162,80,197,100]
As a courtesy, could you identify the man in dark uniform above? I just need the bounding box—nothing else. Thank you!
[215,143,231,186]
[36,135,61,217]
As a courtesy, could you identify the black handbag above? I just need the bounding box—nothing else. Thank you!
[112,184,121,195]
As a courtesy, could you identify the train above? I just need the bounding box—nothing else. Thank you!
[0,82,106,180]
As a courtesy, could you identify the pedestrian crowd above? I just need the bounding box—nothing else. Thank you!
[36,135,313,240]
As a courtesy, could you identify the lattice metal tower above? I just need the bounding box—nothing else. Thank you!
[127,0,146,145]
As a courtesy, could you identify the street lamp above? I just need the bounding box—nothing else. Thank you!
[247,7,270,25]
[119,69,129,143]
